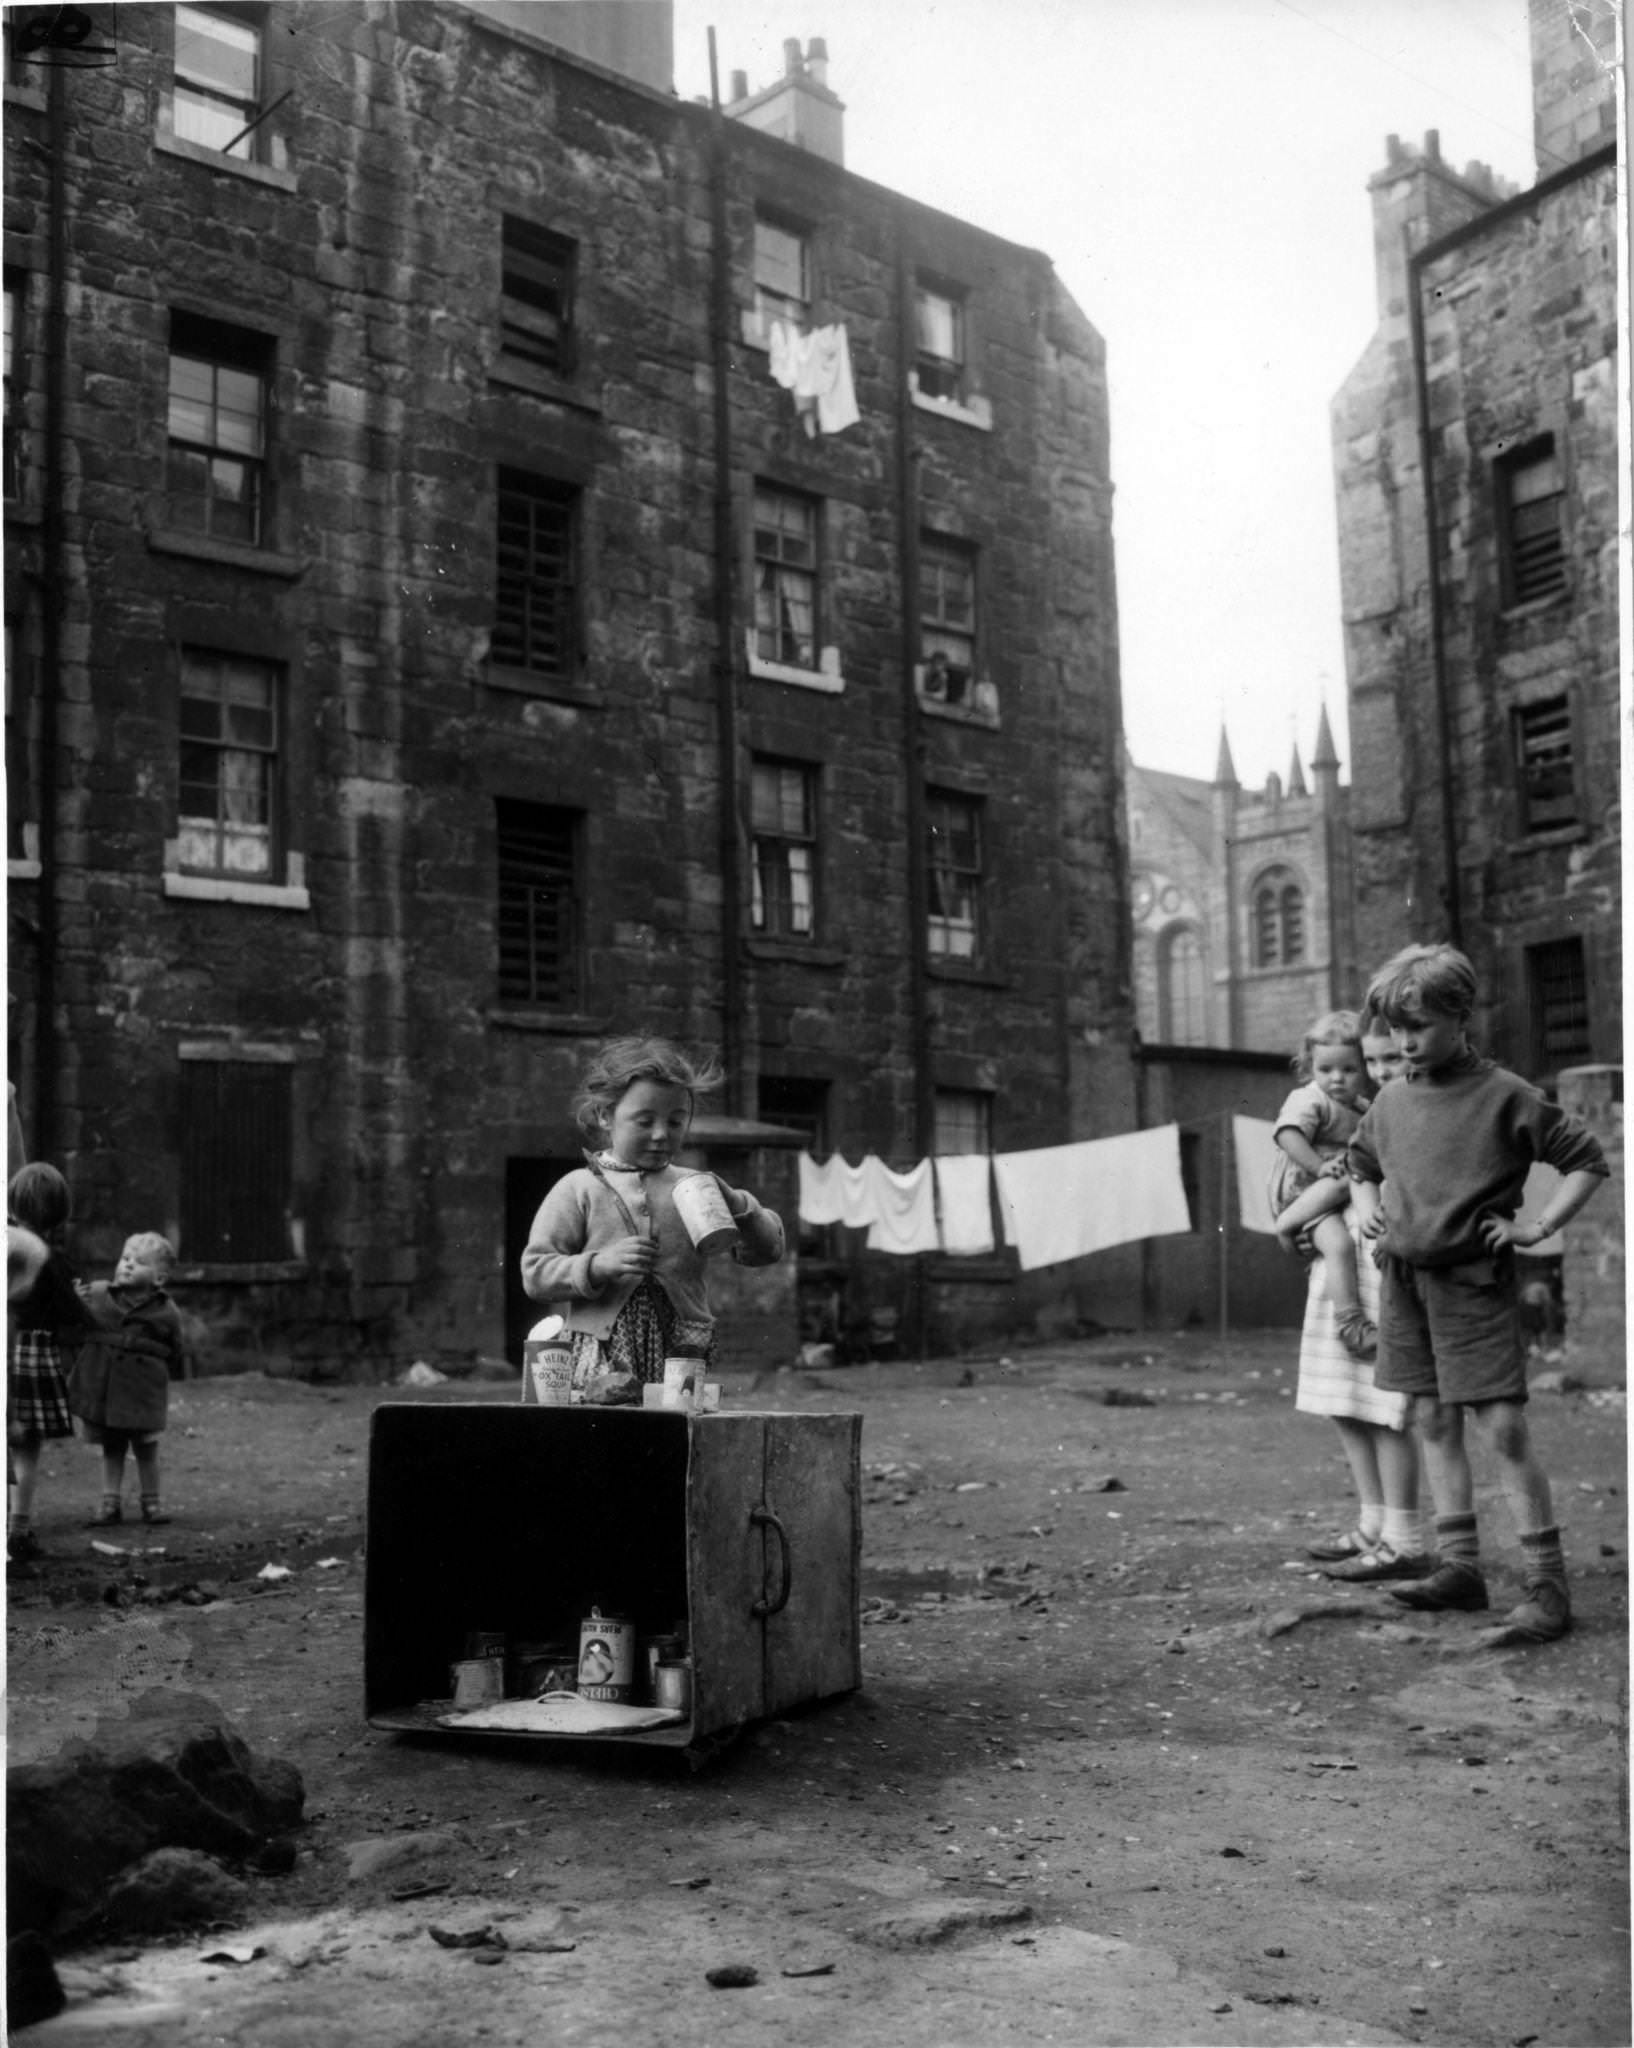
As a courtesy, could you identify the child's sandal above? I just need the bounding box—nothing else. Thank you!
[1306,1527,1376,1562]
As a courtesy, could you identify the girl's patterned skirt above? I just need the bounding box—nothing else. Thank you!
[9,1332,76,1440]
[567,1279,715,1390]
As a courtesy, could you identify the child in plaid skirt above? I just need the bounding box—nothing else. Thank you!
[8,1165,86,1564]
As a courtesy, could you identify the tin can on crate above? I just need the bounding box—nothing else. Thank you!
[577,1606,637,1703]
[451,1657,505,1709]
[643,1632,686,1699]
[522,1314,574,1406]
[508,1641,578,1698]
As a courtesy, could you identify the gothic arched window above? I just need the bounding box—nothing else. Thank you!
[1252,869,1306,968]
[1159,925,1207,1044]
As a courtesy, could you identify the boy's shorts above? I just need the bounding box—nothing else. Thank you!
[1373,1254,1527,1405]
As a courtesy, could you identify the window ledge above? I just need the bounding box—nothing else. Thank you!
[746,939,846,967]
[1508,824,1588,853]
[173,1261,309,1285]
[148,526,308,578]
[1499,592,1570,624]
[747,642,845,693]
[487,1007,606,1036]
[910,383,993,432]
[7,857,42,881]
[927,960,1011,989]
[487,358,601,413]
[3,84,47,114]
[926,1253,1015,1281]
[485,663,602,706]
[164,874,311,910]
[918,686,1000,727]
[154,132,299,192]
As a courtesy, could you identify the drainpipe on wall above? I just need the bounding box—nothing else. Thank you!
[34,51,67,1160]
[1404,228,1463,947]
[894,210,931,1356]
[707,32,745,1109]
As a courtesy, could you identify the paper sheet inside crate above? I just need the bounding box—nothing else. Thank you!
[436,1691,685,1735]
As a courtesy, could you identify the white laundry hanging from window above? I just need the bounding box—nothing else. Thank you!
[767,318,860,436]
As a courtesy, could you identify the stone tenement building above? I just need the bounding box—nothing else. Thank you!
[4,4,1135,1373]
[1330,0,1619,1085]
[1126,711,1357,1057]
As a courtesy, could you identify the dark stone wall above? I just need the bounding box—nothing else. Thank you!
[5,3,1133,1373]
[1332,149,1619,1074]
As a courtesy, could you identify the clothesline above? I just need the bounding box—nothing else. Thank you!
[797,1125,1193,1270]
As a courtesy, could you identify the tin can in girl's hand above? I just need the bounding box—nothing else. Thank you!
[671,1173,740,1257]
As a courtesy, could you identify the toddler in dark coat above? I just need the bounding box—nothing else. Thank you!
[68,1232,185,1527]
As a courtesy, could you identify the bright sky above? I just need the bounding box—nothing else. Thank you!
[671,0,1538,791]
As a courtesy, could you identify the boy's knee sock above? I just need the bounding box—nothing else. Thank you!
[1434,1511,1480,1568]
[1519,1525,1567,1589]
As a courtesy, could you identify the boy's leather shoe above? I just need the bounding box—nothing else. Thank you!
[1389,1561,1489,1611]
[1323,1545,1434,1584]
[1484,1579,1572,1643]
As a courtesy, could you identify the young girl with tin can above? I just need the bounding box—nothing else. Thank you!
[520,1038,785,1394]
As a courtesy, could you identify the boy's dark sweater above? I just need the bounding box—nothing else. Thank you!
[1348,1057,1607,1268]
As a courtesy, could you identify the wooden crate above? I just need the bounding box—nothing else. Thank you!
[364,1403,861,1752]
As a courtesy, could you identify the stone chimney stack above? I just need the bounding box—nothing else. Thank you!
[723,34,845,165]
[1365,131,1495,328]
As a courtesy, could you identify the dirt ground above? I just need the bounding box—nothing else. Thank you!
[7,1330,1629,2048]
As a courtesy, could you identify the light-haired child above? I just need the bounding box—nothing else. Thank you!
[1349,943,1608,1642]
[68,1232,185,1526]
[1300,1008,1428,1581]
[7,1164,88,1564]
[1270,1010,1375,1360]
[520,1037,785,1395]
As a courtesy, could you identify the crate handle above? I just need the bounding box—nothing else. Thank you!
[749,1504,792,1617]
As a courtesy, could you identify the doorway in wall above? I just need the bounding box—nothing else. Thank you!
[504,1155,579,1364]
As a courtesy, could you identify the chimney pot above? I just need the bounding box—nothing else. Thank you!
[783,36,803,76]
[729,67,747,101]
[1425,127,1441,161]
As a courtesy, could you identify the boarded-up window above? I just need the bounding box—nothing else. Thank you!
[1513,697,1577,832]
[179,1060,292,1263]
[501,217,576,374]
[497,799,580,1005]
[494,471,578,680]
[1498,439,1567,606]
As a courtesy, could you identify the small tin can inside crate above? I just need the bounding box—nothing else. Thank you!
[508,1641,578,1698]
[577,1608,637,1703]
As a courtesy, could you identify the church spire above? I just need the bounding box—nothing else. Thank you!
[1312,702,1339,771]
[1287,746,1308,797]
[1213,724,1238,788]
